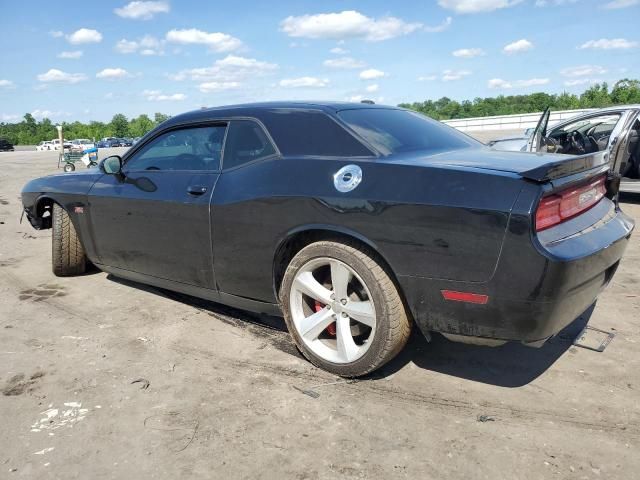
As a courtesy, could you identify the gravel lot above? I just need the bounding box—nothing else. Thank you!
[1,148,639,480]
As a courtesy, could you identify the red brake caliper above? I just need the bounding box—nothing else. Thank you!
[314,300,336,336]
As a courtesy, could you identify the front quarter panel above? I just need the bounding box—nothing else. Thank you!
[22,171,103,261]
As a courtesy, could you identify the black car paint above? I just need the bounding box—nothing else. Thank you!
[21,102,634,345]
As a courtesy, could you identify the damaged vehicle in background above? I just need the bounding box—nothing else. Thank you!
[20,102,634,377]
[490,106,640,180]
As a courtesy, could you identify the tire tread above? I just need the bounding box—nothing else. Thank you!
[52,203,86,276]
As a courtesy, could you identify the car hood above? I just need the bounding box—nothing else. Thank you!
[22,169,103,196]
[490,136,528,143]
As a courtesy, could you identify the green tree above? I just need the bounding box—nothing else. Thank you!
[611,79,640,105]
[129,114,154,137]
[110,114,129,137]
[154,112,170,125]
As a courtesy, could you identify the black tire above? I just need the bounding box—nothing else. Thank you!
[63,163,75,172]
[280,240,412,377]
[52,203,87,276]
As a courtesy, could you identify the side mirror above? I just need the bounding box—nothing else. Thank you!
[100,155,122,175]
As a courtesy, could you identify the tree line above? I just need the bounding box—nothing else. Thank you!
[2,79,639,145]
[399,79,640,120]
[0,112,170,145]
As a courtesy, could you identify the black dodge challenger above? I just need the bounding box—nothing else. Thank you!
[21,102,634,376]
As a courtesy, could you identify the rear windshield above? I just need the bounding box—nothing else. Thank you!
[337,108,478,156]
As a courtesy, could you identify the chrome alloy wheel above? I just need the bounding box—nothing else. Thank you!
[289,257,377,364]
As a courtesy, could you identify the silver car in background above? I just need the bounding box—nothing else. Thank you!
[490,105,640,182]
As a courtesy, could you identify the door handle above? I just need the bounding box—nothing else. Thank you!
[187,185,208,195]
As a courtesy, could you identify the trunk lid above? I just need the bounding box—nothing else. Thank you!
[390,147,610,182]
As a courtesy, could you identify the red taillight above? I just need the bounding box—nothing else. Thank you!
[535,175,606,232]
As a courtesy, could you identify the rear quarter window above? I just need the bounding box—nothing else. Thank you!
[258,109,374,157]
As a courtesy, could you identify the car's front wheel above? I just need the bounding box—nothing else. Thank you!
[52,203,87,276]
[280,240,411,377]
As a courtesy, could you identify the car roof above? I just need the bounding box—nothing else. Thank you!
[163,101,399,127]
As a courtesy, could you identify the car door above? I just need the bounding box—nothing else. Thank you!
[527,107,550,152]
[88,122,227,289]
[609,111,640,177]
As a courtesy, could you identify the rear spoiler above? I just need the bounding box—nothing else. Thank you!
[519,151,609,182]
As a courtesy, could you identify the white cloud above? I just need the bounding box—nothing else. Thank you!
[488,77,549,88]
[503,38,533,54]
[49,30,64,38]
[66,28,103,45]
[442,69,471,81]
[516,78,550,87]
[31,109,71,120]
[116,35,164,55]
[114,1,169,20]
[199,81,241,92]
[58,50,83,59]
[96,68,132,80]
[165,28,243,52]
[359,68,386,80]
[452,47,485,58]
[323,57,366,69]
[330,47,349,54]
[603,0,639,8]
[488,78,512,89]
[561,65,607,77]
[1,113,20,122]
[280,10,422,42]
[279,77,329,88]
[365,83,379,92]
[424,17,452,32]
[564,78,601,86]
[579,38,638,50]
[37,69,87,84]
[169,55,278,83]
[535,0,580,5]
[143,90,186,101]
[418,75,437,81]
[0,79,15,88]
[438,0,523,13]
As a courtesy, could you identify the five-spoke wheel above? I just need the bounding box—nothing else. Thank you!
[281,240,411,377]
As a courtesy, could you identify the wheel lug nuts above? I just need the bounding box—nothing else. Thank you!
[330,294,335,300]
[341,312,348,318]
[340,299,347,305]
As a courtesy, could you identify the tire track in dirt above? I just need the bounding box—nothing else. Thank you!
[168,341,640,437]
[4,267,638,437]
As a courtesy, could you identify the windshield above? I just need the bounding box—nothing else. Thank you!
[337,108,478,156]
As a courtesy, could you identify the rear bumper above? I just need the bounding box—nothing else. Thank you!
[399,203,634,344]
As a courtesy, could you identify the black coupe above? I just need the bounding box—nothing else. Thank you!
[21,102,634,376]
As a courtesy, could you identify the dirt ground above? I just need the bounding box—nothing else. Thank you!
[1,149,639,480]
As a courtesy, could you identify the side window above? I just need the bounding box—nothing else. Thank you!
[125,124,226,171]
[222,120,276,170]
[260,109,374,157]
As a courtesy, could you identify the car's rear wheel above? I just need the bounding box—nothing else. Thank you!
[280,240,411,377]
[63,163,75,172]
[52,203,87,276]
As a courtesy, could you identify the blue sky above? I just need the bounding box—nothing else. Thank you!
[0,0,638,123]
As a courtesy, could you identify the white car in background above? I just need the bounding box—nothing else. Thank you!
[50,139,72,150]
[36,141,54,151]
[69,139,95,152]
